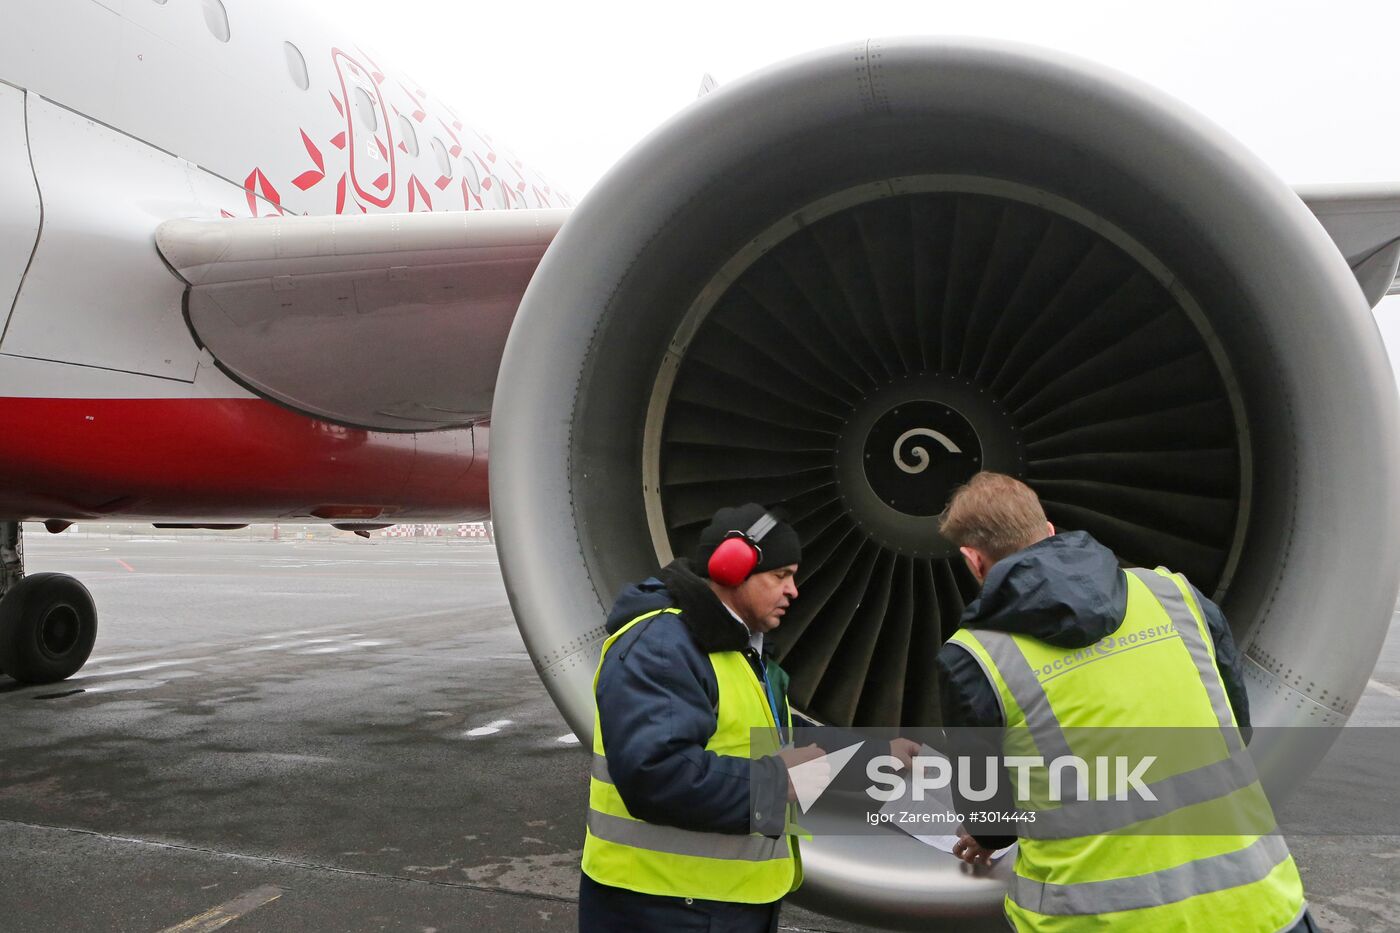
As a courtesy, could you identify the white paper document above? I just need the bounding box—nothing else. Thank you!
[876,745,1015,861]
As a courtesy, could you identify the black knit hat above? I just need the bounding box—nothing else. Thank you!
[694,503,802,578]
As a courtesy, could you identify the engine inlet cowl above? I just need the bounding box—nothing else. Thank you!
[493,38,1400,929]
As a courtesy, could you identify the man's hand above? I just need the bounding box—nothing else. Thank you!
[777,744,826,802]
[888,737,920,770]
[952,829,994,868]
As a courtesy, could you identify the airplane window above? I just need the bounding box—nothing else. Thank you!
[462,155,480,194]
[432,138,452,179]
[353,86,379,132]
[284,42,309,91]
[202,0,230,42]
[399,115,420,157]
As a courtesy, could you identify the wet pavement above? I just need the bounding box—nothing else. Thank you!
[0,532,1396,931]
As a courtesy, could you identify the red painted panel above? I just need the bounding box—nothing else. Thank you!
[0,398,488,523]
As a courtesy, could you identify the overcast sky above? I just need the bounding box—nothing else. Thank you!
[333,0,1400,351]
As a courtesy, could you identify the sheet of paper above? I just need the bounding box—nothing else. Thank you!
[909,832,1013,861]
[877,744,1015,860]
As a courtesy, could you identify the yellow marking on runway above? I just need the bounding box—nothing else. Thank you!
[156,885,284,932]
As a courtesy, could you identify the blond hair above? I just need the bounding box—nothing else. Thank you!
[939,472,1048,562]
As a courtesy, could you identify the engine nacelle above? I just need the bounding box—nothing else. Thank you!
[492,39,1400,928]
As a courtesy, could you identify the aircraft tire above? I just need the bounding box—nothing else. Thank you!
[0,573,97,684]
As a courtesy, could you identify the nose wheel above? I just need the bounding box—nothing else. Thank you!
[0,523,98,684]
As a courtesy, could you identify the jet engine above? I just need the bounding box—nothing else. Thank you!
[491,39,1400,928]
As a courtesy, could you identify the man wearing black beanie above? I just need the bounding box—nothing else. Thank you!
[577,503,819,932]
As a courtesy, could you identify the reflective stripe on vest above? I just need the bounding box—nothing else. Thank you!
[949,567,1305,931]
[587,751,793,863]
[1010,833,1291,916]
[580,606,799,903]
[586,810,790,862]
[1131,569,1243,749]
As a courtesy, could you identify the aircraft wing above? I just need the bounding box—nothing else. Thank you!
[1298,183,1400,307]
[155,186,1395,438]
[156,208,569,431]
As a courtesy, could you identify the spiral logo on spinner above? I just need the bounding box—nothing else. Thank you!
[862,402,981,516]
[892,428,963,475]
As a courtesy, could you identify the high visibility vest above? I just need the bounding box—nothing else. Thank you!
[581,607,801,903]
[948,567,1307,932]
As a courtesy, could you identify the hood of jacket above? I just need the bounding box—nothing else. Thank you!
[960,530,1128,648]
[604,558,750,653]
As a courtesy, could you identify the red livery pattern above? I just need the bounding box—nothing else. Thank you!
[238,47,568,219]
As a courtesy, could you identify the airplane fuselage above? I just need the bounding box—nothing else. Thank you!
[0,0,565,523]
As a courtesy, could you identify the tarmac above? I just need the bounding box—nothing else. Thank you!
[0,532,1397,931]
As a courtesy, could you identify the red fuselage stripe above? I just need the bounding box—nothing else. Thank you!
[0,397,488,522]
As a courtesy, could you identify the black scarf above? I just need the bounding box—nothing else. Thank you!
[655,558,751,654]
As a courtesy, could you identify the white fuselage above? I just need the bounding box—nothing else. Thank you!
[0,0,560,521]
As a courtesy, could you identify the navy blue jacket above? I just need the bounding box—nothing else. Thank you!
[935,530,1252,848]
[595,559,790,838]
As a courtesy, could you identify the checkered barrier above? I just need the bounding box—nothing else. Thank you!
[377,523,491,538]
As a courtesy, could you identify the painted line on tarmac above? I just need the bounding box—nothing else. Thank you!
[1367,678,1400,700]
[87,651,171,666]
[465,719,512,737]
[116,558,135,572]
[157,884,284,933]
[81,611,474,674]
[256,625,349,640]
[78,658,218,679]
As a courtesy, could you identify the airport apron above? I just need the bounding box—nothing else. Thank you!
[581,607,800,903]
[948,568,1306,932]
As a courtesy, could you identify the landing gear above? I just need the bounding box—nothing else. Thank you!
[0,522,97,684]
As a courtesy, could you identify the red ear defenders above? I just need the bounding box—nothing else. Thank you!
[707,513,778,586]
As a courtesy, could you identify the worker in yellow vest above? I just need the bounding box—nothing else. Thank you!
[578,503,816,931]
[579,502,920,930]
[935,472,1316,932]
